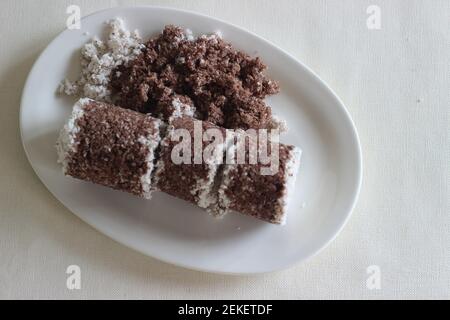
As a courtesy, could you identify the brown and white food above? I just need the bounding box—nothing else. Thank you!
[110,25,283,131]
[56,99,162,198]
[57,20,302,225]
[218,135,301,225]
[153,116,230,215]
[58,19,145,102]
[58,20,284,132]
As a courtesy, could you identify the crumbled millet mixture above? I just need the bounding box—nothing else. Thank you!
[111,25,281,130]
[59,22,286,131]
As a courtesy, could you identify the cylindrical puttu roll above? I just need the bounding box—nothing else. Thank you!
[57,99,302,225]
[56,98,163,199]
[218,132,301,225]
[153,116,230,216]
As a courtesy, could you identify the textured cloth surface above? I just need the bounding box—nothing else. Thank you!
[0,0,448,299]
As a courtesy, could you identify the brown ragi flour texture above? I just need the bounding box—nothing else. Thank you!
[110,25,280,129]
[154,116,229,214]
[65,101,162,197]
[218,137,299,224]
[58,99,301,224]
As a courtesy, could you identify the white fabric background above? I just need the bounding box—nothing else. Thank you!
[0,0,448,299]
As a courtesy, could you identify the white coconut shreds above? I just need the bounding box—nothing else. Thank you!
[58,18,145,102]
[56,98,91,174]
[278,147,302,225]
[137,127,162,199]
[191,141,226,215]
[269,114,288,133]
[167,97,196,122]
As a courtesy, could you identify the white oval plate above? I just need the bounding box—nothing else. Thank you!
[20,6,362,274]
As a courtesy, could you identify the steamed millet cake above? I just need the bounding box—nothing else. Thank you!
[153,116,230,215]
[57,100,301,224]
[56,99,162,198]
[218,134,301,225]
[56,21,302,225]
